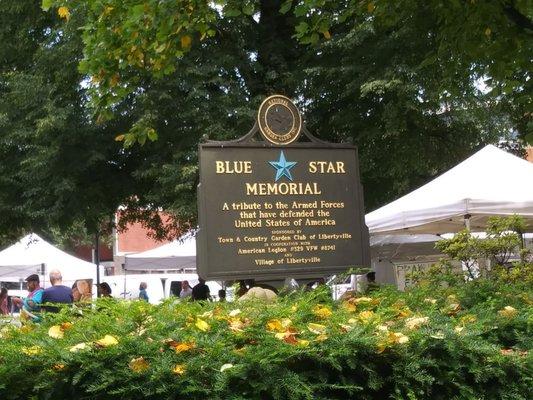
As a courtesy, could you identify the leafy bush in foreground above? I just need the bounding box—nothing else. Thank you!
[0,273,531,400]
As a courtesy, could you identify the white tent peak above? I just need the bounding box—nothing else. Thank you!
[366,145,533,234]
[0,233,101,284]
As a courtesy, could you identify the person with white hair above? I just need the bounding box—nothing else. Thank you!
[42,269,73,312]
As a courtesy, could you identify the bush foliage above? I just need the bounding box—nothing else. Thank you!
[0,268,531,400]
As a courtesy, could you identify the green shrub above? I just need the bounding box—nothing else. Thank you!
[0,275,531,400]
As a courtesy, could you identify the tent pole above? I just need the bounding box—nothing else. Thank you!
[41,263,46,289]
[95,231,100,297]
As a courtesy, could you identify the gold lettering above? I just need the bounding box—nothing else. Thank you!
[215,161,252,174]
[308,161,346,173]
[246,182,321,196]
[246,183,258,195]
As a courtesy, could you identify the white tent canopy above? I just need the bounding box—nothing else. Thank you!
[366,145,533,235]
[0,233,102,286]
[124,234,196,271]
[370,234,443,261]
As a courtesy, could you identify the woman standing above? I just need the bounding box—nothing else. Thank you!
[0,287,9,315]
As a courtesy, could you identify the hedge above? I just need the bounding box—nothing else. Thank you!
[0,269,531,400]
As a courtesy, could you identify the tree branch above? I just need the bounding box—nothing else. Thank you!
[503,5,533,32]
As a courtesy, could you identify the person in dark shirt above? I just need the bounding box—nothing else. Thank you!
[191,278,211,301]
[98,282,113,298]
[42,269,73,313]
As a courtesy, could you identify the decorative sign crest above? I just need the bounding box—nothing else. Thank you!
[257,95,302,145]
[197,95,370,281]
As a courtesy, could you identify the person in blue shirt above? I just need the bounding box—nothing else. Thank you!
[42,269,73,313]
[139,282,149,302]
[11,274,44,322]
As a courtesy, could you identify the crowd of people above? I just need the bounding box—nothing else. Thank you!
[0,271,215,320]
[0,272,378,320]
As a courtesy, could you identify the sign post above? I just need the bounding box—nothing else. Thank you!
[197,95,370,281]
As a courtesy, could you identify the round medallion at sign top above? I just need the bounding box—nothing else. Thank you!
[257,95,302,145]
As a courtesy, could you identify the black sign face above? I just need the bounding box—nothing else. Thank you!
[197,142,370,281]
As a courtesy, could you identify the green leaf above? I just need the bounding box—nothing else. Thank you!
[41,0,53,11]
[147,128,158,142]
[295,21,309,35]
[294,4,308,17]
[242,3,255,16]
[224,7,241,17]
[280,0,292,14]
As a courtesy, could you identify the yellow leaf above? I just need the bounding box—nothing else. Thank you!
[229,309,241,317]
[228,318,245,333]
[313,305,333,319]
[358,310,375,323]
[281,318,292,328]
[195,318,210,332]
[315,334,328,342]
[339,323,353,332]
[484,27,491,37]
[323,30,331,40]
[48,325,64,339]
[405,316,429,330]
[342,302,357,312]
[297,339,310,347]
[367,2,375,13]
[430,332,444,339]
[376,343,387,353]
[19,325,33,334]
[103,6,114,16]
[354,297,372,304]
[391,332,409,344]
[22,346,42,356]
[498,306,517,318]
[266,319,284,332]
[60,322,73,330]
[129,357,150,373]
[307,323,327,334]
[198,310,213,319]
[173,364,186,375]
[58,6,70,20]
[69,342,88,352]
[109,73,120,87]
[173,342,196,354]
[181,35,192,49]
[274,332,287,340]
[459,314,476,324]
[444,303,461,316]
[95,334,119,347]
[220,363,234,372]
[52,363,65,371]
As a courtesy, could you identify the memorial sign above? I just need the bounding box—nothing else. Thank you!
[197,95,370,280]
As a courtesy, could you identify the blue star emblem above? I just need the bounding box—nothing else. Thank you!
[269,151,297,182]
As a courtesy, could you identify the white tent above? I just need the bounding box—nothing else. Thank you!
[0,233,102,286]
[370,234,443,260]
[366,145,533,235]
[124,234,196,271]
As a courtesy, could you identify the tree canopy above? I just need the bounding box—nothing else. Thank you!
[0,0,530,242]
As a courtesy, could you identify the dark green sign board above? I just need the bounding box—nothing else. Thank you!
[197,96,370,280]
